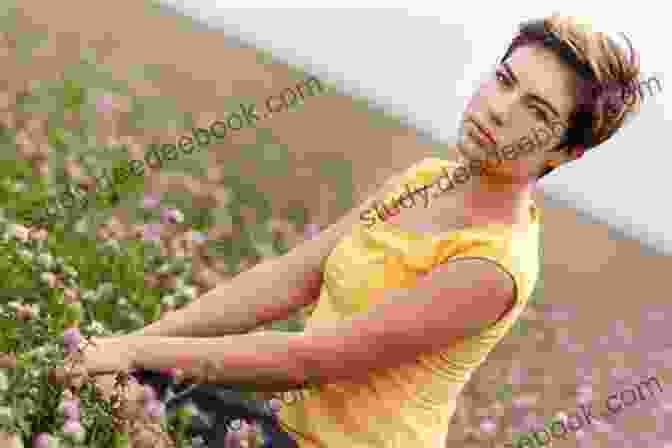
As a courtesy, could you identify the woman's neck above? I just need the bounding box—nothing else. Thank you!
[459,167,536,227]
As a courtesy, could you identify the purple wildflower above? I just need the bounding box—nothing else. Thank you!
[144,400,165,419]
[224,430,241,448]
[142,223,163,242]
[142,385,157,402]
[479,417,497,434]
[61,399,80,420]
[237,420,252,437]
[160,207,183,224]
[141,194,161,209]
[304,223,320,240]
[95,93,115,114]
[268,398,283,414]
[62,420,83,434]
[62,328,82,348]
[32,433,51,448]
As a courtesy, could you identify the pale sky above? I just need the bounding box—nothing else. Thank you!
[155,1,671,253]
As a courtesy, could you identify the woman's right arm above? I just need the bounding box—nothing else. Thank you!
[131,167,409,338]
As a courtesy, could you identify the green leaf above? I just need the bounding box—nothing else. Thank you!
[545,415,560,427]
[495,383,514,402]
[79,46,99,66]
[242,140,290,178]
[210,203,234,229]
[284,201,308,228]
[62,78,86,112]
[510,319,530,337]
[255,48,276,66]
[204,239,228,258]
[159,139,209,178]
[0,3,16,22]
[286,64,309,83]
[253,127,276,145]
[528,281,544,306]
[47,126,69,150]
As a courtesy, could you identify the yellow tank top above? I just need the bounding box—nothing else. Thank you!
[277,158,541,447]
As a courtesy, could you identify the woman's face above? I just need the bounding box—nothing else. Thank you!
[458,43,581,181]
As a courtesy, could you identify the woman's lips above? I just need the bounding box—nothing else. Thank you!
[468,125,493,147]
[470,120,497,146]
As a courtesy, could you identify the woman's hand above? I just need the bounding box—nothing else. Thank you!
[65,336,137,378]
[92,372,145,405]
[59,337,149,420]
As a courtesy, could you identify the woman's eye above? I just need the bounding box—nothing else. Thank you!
[532,106,548,121]
[495,71,509,84]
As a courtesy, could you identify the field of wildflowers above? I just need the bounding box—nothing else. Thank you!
[0,5,317,447]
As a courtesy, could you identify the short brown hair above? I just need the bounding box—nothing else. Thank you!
[501,14,644,176]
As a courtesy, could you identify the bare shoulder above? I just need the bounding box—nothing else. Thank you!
[429,257,517,329]
[428,257,515,295]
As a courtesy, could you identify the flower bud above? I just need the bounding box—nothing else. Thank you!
[8,223,30,241]
[62,420,85,443]
[0,431,23,448]
[40,272,58,288]
[16,305,34,321]
[62,327,82,347]
[63,288,79,304]
[60,399,80,421]
[32,432,53,448]
[0,353,17,369]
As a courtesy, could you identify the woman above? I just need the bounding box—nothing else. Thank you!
[69,13,642,448]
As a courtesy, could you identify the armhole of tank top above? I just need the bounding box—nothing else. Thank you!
[444,255,520,332]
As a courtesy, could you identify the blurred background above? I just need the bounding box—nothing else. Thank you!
[1,1,671,447]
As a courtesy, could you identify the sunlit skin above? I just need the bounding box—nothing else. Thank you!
[73,42,587,394]
[367,44,582,228]
[453,43,583,225]
[78,257,513,390]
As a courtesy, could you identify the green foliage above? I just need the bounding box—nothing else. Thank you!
[0,13,361,445]
[348,95,406,129]
[510,319,530,337]
[320,157,354,212]
[14,30,48,65]
[495,383,514,402]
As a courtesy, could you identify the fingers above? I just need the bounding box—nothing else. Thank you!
[93,373,117,400]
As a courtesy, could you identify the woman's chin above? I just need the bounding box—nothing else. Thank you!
[456,136,484,162]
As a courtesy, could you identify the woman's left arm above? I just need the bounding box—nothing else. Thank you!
[84,258,515,390]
